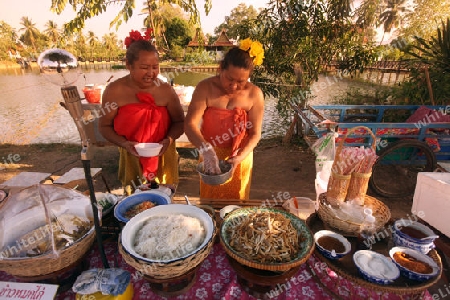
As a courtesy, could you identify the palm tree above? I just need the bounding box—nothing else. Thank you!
[102,32,119,56]
[141,1,166,49]
[378,0,410,44]
[44,20,61,48]
[86,31,99,57]
[19,16,40,53]
[74,32,87,58]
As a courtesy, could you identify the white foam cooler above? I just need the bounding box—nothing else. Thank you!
[412,172,450,237]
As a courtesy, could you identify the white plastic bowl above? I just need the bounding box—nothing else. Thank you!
[134,143,163,157]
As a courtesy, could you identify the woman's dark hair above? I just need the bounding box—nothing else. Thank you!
[126,40,158,65]
[220,47,254,73]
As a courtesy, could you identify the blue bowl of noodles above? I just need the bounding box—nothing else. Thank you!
[114,191,171,223]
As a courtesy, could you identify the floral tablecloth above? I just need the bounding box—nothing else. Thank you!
[0,241,433,300]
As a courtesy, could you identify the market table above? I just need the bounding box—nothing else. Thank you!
[0,198,438,300]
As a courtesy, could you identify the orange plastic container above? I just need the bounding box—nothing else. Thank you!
[83,85,104,103]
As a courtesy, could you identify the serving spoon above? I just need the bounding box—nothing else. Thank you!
[184,195,192,205]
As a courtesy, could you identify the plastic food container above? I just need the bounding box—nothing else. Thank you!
[282,197,317,220]
[134,143,163,157]
[83,84,105,103]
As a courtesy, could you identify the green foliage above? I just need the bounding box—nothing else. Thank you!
[332,85,395,105]
[214,3,258,39]
[0,22,18,61]
[184,50,216,64]
[235,0,371,121]
[165,18,191,48]
[50,0,212,35]
[170,45,185,59]
[400,0,450,40]
[337,44,378,75]
[397,18,450,105]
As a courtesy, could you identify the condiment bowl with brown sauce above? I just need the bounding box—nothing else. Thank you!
[392,219,438,254]
[314,230,351,260]
[389,246,440,282]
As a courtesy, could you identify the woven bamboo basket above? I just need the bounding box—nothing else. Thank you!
[327,126,377,206]
[220,207,315,272]
[0,229,95,277]
[317,193,391,236]
[119,220,217,280]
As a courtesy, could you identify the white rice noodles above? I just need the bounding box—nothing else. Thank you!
[133,214,205,261]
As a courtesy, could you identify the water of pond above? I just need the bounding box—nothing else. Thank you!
[0,67,380,145]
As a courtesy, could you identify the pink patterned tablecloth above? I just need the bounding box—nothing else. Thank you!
[0,241,434,300]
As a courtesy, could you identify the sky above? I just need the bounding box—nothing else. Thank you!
[0,0,270,40]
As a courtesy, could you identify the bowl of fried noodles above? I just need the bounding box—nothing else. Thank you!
[220,207,315,271]
[114,190,170,223]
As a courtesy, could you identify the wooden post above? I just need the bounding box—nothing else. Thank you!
[423,66,435,105]
[283,113,299,145]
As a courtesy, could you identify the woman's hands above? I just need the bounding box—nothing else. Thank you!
[158,137,173,156]
[120,140,139,156]
[201,145,221,175]
[226,154,244,170]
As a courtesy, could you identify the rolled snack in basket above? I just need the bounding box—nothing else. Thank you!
[326,171,351,206]
[72,268,131,296]
[346,172,372,205]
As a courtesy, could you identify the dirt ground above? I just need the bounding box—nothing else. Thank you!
[0,137,414,219]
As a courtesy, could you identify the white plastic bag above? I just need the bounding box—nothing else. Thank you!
[311,132,337,173]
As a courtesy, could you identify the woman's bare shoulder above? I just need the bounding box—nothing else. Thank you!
[104,76,128,93]
[196,76,216,88]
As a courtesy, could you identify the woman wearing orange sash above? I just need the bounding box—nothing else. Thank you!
[99,29,184,190]
[184,39,265,200]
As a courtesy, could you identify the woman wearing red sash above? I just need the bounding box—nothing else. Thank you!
[99,29,184,190]
[184,39,265,200]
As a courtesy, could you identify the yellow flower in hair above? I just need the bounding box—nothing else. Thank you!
[249,41,264,66]
[239,38,253,51]
[239,38,265,66]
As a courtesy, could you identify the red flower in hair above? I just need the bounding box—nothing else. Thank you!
[124,28,153,49]
[143,28,153,40]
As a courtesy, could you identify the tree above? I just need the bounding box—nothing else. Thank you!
[86,31,99,57]
[0,22,19,61]
[214,3,258,39]
[400,18,450,105]
[378,0,410,44]
[165,17,192,49]
[50,0,212,35]
[102,32,121,57]
[235,0,374,142]
[141,2,190,50]
[44,20,61,48]
[400,0,450,40]
[74,32,88,58]
[19,16,40,53]
[354,0,383,41]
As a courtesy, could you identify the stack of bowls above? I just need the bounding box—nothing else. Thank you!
[392,219,438,254]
